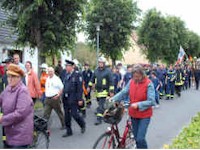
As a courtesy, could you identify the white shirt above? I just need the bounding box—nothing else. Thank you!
[45,74,64,97]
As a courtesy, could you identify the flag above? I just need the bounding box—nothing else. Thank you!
[177,45,186,63]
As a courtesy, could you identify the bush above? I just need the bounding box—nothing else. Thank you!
[167,112,200,149]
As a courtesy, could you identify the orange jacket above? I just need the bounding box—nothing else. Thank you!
[40,72,48,93]
[26,70,42,98]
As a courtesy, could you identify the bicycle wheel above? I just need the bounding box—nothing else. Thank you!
[33,131,50,149]
[125,128,136,149]
[93,132,116,149]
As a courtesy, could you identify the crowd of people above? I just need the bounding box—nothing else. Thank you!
[0,53,200,148]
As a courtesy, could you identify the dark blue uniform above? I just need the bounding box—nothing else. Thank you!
[82,69,93,107]
[62,70,85,136]
[165,69,176,99]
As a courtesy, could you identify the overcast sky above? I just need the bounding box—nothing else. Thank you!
[137,0,200,35]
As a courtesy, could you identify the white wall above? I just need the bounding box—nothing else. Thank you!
[23,47,38,74]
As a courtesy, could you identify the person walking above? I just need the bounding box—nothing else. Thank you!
[43,67,65,129]
[25,61,42,103]
[62,60,86,137]
[13,53,26,72]
[165,64,176,100]
[39,63,49,106]
[88,57,114,125]
[110,64,155,149]
[0,64,34,148]
[82,62,93,108]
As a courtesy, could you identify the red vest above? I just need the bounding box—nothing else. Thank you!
[128,77,153,118]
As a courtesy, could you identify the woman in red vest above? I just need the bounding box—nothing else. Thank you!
[111,64,155,149]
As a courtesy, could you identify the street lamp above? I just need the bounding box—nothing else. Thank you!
[94,23,102,67]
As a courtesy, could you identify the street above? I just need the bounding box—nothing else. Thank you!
[1,87,200,148]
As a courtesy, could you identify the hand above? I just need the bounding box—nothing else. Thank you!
[53,94,60,100]
[78,100,83,106]
[0,114,3,124]
[109,92,114,97]
[87,87,90,93]
[131,103,138,109]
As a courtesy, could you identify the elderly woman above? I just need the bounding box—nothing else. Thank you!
[111,64,155,149]
[0,64,34,148]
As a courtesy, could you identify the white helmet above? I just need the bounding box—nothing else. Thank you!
[40,63,48,69]
[98,57,106,63]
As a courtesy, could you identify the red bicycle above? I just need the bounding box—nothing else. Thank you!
[93,103,136,149]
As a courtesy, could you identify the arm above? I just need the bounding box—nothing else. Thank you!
[2,88,33,126]
[111,81,130,102]
[137,82,156,111]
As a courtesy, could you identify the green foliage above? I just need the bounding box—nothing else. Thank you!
[185,31,200,57]
[86,0,140,65]
[137,8,200,65]
[169,112,200,149]
[74,42,96,69]
[1,0,87,57]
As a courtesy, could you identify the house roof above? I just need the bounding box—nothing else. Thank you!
[0,8,17,44]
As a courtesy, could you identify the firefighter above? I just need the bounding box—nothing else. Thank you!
[165,64,176,100]
[175,64,184,97]
[88,57,114,125]
[82,62,93,109]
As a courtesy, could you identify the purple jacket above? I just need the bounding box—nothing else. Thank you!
[0,81,34,146]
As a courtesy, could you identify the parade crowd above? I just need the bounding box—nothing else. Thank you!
[0,53,200,149]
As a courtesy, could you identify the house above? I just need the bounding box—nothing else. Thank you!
[120,30,149,65]
[0,8,40,73]
[0,8,73,73]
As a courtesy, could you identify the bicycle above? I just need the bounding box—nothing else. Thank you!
[93,103,136,149]
[29,114,50,149]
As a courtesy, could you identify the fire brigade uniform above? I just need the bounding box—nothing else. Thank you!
[175,67,184,97]
[165,68,176,99]
[82,65,93,108]
[89,58,114,125]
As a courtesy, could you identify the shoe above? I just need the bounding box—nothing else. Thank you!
[62,132,72,138]
[81,126,86,134]
[94,119,102,125]
[165,97,169,100]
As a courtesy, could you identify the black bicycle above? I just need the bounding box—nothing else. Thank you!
[29,114,50,149]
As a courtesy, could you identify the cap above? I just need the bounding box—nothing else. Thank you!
[65,60,74,66]
[7,64,24,77]
[40,63,48,69]
[98,57,106,63]
[2,57,13,63]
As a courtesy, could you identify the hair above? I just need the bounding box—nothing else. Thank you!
[26,61,32,68]
[132,64,146,77]
[48,67,55,72]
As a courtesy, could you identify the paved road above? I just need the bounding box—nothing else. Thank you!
[1,87,200,148]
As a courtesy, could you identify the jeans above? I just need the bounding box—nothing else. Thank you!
[131,118,151,149]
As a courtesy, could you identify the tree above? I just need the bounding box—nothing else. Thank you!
[137,9,166,63]
[137,9,188,64]
[185,30,200,58]
[86,0,140,66]
[1,0,86,65]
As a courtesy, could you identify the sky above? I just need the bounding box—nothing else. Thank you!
[136,0,200,35]
[78,0,200,42]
